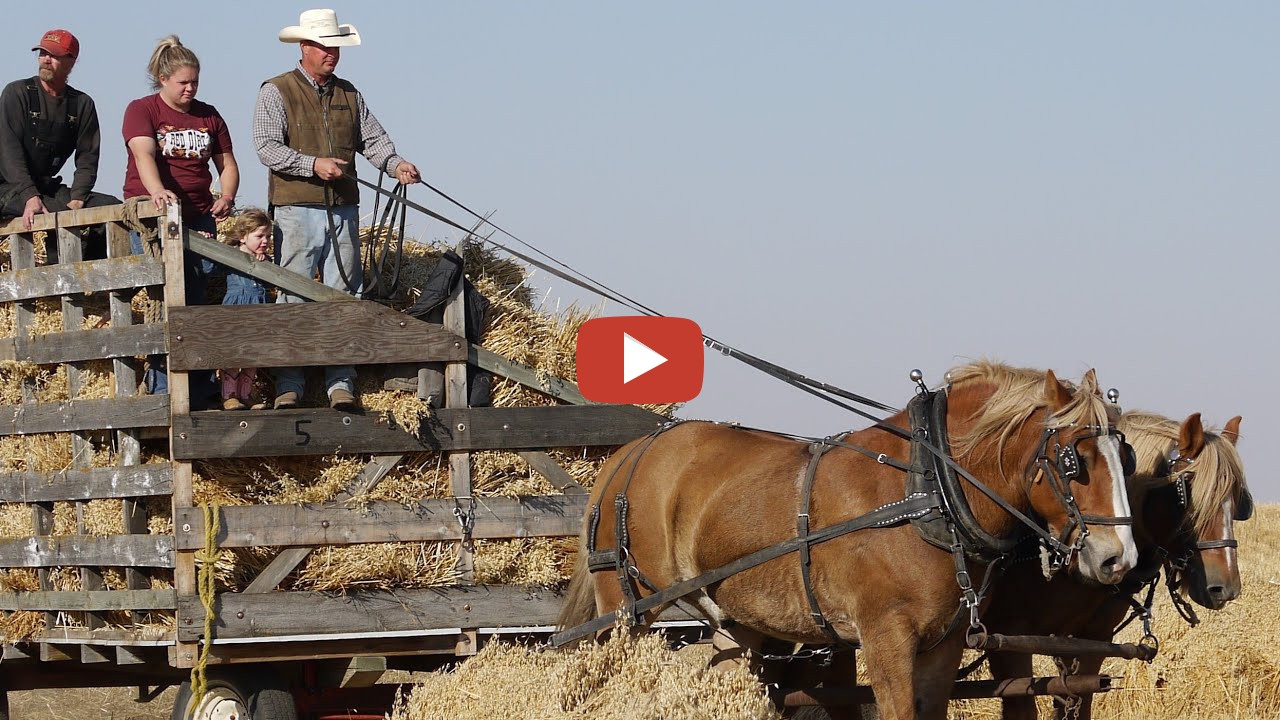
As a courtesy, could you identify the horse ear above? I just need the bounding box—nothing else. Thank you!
[1043,369,1072,409]
[1081,368,1099,393]
[1222,416,1242,446]
[1179,412,1206,459]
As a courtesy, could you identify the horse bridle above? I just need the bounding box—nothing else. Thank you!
[1164,451,1242,554]
[1027,425,1135,574]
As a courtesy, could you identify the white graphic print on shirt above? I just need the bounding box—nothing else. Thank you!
[156,123,211,160]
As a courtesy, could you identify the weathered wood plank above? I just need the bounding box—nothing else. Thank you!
[0,464,172,503]
[49,202,164,230]
[166,303,467,370]
[162,207,200,670]
[0,589,175,612]
[176,586,565,641]
[0,256,164,303]
[241,547,313,595]
[0,535,174,568]
[470,346,590,406]
[185,231,353,303]
[173,495,588,550]
[517,451,588,495]
[0,324,167,365]
[444,273,475,583]
[0,214,57,235]
[0,396,170,436]
[170,405,665,459]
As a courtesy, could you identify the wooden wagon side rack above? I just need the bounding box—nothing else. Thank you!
[0,203,1145,716]
[0,203,674,708]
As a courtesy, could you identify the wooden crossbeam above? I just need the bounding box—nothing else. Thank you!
[176,586,566,641]
[0,255,163,303]
[0,464,172,502]
[0,324,167,364]
[174,495,589,550]
[0,396,170,436]
[0,535,174,568]
[170,405,664,459]
[166,303,467,370]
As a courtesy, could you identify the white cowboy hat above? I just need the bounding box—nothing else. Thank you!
[278,9,361,47]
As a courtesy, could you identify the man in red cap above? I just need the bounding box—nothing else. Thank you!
[0,29,118,259]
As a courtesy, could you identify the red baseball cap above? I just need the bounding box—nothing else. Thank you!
[33,29,79,58]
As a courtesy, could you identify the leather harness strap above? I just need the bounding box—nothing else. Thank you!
[797,439,843,643]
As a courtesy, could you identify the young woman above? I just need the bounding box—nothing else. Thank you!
[124,35,239,403]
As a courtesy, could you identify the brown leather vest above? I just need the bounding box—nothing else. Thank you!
[266,69,359,206]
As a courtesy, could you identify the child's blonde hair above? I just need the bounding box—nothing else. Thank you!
[221,208,272,246]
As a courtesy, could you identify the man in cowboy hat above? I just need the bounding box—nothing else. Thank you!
[0,29,119,259]
[253,9,421,411]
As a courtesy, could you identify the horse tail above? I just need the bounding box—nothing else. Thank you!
[557,543,597,638]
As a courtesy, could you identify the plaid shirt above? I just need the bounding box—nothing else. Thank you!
[253,64,404,180]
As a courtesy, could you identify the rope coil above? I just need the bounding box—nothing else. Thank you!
[187,502,221,713]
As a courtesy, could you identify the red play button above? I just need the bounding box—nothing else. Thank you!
[576,317,704,404]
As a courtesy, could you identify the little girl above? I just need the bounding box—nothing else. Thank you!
[219,208,272,410]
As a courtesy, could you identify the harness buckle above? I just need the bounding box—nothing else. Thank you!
[876,453,888,464]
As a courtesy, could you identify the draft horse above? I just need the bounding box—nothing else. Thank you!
[986,410,1252,720]
[559,362,1139,720]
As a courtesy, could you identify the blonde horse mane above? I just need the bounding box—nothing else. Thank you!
[1119,410,1247,539]
[948,360,1113,464]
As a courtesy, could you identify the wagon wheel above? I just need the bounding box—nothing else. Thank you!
[170,669,297,720]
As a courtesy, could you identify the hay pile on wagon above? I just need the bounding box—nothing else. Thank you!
[0,228,669,641]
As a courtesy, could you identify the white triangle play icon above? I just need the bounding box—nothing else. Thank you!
[622,333,668,384]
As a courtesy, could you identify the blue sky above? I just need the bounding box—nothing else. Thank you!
[9,3,1276,499]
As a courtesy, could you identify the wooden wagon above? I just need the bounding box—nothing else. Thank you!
[0,202,674,719]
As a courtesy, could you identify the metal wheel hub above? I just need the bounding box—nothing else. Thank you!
[192,688,248,720]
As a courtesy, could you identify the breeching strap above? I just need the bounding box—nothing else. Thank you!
[549,491,939,648]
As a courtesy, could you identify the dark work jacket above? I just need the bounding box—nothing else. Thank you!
[0,77,100,204]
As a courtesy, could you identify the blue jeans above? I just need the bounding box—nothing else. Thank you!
[131,213,218,405]
[272,204,361,398]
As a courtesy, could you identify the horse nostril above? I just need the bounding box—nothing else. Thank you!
[1208,585,1226,599]
[1101,555,1130,577]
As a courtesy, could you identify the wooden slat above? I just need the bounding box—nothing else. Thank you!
[176,586,566,641]
[0,214,57,235]
[0,395,170,436]
[173,495,588,550]
[0,324,167,364]
[162,206,199,671]
[0,255,164,303]
[185,231,354,303]
[9,231,56,631]
[0,464,172,502]
[518,451,588,495]
[107,221,152,598]
[0,535,174,568]
[444,271,474,584]
[57,228,109,632]
[470,346,590,405]
[0,590,175,612]
[166,303,466,370]
[241,548,313,595]
[170,405,665,459]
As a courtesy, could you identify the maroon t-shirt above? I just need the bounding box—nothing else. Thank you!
[122,94,233,219]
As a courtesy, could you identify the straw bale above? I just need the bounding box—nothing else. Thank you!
[390,629,778,720]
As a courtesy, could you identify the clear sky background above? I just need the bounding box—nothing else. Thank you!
[8,4,1276,500]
